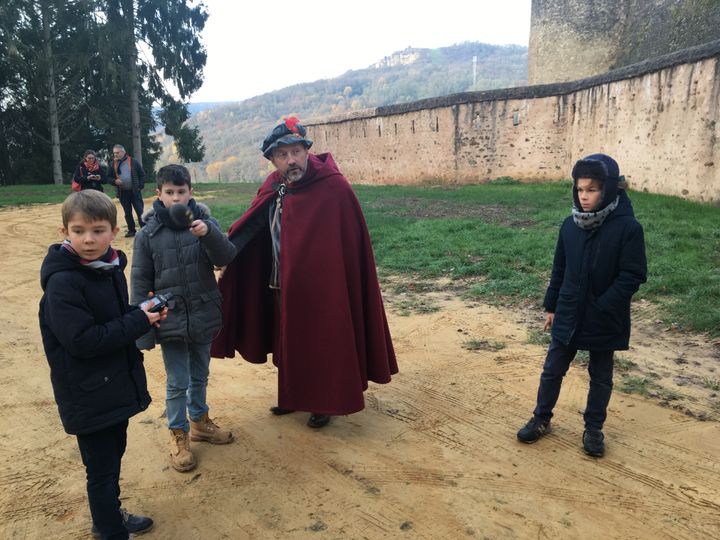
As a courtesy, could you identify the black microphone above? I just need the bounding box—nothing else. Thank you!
[168,203,194,228]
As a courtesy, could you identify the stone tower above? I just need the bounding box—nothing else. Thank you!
[528,0,720,84]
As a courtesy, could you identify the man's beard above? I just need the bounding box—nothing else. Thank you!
[284,166,305,183]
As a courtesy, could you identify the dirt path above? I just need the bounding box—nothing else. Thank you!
[0,202,718,539]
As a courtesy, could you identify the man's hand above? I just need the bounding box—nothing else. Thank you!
[543,312,554,332]
[114,178,122,186]
[189,219,208,237]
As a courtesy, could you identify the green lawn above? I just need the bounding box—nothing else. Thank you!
[4,180,718,335]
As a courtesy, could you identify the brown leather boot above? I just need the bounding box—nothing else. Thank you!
[190,413,234,444]
[169,429,196,472]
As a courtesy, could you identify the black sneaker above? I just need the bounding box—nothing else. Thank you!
[516,417,551,443]
[91,508,153,537]
[583,429,605,457]
[124,230,136,238]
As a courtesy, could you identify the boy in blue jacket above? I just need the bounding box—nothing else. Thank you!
[39,190,166,539]
[517,154,647,457]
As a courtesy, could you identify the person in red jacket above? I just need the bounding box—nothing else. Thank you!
[211,117,398,429]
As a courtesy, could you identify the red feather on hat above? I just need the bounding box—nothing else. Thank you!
[284,116,300,134]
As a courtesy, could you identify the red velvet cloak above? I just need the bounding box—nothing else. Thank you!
[211,153,398,415]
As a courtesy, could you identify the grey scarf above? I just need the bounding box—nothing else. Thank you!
[572,195,619,230]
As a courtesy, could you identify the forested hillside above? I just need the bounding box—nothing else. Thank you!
[1,1,207,186]
[162,42,527,182]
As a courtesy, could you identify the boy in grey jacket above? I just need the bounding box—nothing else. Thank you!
[131,164,237,472]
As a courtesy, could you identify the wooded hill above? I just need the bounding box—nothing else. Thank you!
[162,42,528,182]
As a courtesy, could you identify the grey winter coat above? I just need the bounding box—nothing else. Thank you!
[131,201,237,348]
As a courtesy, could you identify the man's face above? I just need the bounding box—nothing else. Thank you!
[270,143,309,183]
[63,216,118,261]
[113,147,126,160]
[157,182,193,208]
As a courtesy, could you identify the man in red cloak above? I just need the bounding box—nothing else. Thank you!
[211,117,398,428]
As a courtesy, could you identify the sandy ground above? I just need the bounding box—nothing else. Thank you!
[0,201,719,540]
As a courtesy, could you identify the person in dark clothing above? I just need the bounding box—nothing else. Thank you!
[111,144,146,237]
[516,153,647,457]
[131,164,237,473]
[39,190,166,539]
[211,117,398,430]
[72,150,108,191]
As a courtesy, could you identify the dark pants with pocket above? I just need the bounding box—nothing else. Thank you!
[76,419,129,540]
[119,190,144,232]
[533,338,614,430]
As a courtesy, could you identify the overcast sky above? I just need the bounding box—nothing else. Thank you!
[190,0,532,103]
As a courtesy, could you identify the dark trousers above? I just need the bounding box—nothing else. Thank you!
[76,420,129,540]
[533,339,614,430]
[119,190,144,232]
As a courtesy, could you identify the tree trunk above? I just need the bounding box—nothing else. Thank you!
[124,0,142,165]
[42,3,63,184]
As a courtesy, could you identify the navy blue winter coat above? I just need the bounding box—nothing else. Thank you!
[39,245,152,435]
[543,191,647,350]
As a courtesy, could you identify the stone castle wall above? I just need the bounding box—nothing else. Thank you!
[305,41,720,202]
[529,0,720,84]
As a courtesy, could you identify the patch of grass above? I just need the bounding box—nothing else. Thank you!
[526,329,551,346]
[654,388,682,401]
[392,297,440,317]
[614,354,637,372]
[462,339,506,352]
[0,183,76,207]
[195,182,260,230]
[488,176,521,185]
[617,374,679,401]
[390,280,442,295]
[358,183,720,335]
[618,375,654,396]
[572,352,636,370]
[702,377,720,391]
[573,350,590,366]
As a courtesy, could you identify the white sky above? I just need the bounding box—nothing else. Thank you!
[190,0,532,103]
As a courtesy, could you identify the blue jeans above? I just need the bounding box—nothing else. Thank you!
[533,338,614,430]
[76,420,129,540]
[161,341,211,432]
[119,190,144,232]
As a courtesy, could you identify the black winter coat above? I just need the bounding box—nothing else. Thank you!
[543,191,647,351]
[39,245,152,435]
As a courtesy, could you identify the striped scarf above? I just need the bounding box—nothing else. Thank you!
[62,239,120,271]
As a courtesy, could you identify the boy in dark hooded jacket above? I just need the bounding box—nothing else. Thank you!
[517,154,647,457]
[39,190,166,539]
